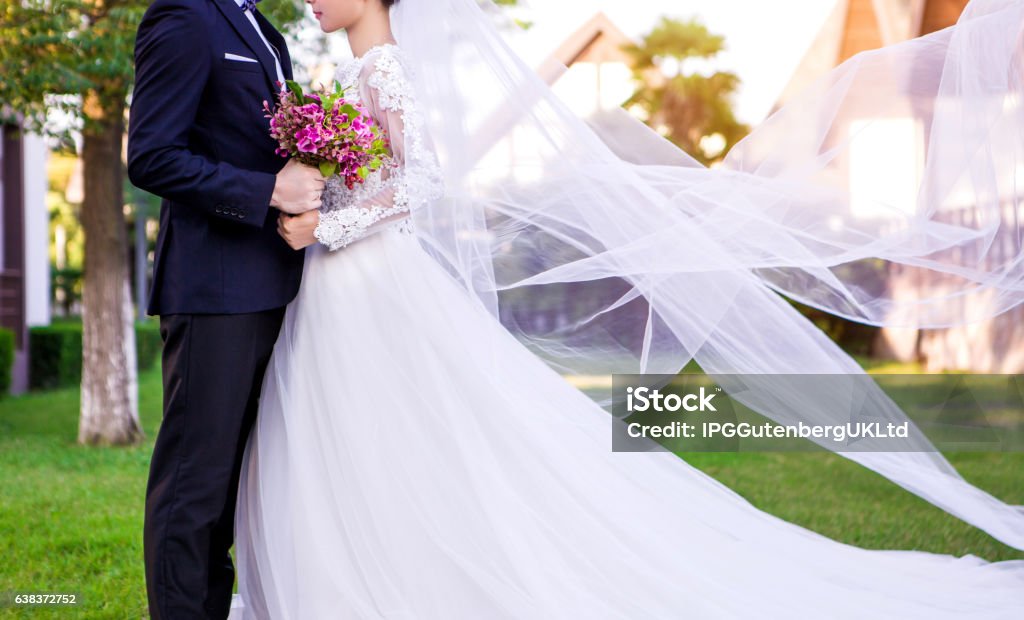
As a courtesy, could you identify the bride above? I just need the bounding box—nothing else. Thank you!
[234,0,1024,617]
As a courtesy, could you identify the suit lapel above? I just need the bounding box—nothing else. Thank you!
[253,10,293,82]
[212,0,281,95]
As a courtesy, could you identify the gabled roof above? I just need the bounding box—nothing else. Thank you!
[770,0,967,115]
[549,12,634,67]
[535,12,636,87]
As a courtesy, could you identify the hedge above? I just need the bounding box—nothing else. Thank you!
[136,322,162,372]
[29,321,162,390]
[0,327,13,398]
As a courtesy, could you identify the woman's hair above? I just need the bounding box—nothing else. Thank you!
[382,0,400,7]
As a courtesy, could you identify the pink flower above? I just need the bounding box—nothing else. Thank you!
[266,79,390,180]
[294,126,322,153]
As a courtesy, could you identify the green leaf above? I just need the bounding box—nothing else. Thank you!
[322,93,339,114]
[319,161,338,178]
[286,80,304,101]
[357,166,369,179]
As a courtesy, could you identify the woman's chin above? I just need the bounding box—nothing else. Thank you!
[312,15,338,33]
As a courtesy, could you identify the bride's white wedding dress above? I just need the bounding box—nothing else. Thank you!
[231,44,1024,619]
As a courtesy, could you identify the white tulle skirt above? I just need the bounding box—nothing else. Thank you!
[233,228,1024,619]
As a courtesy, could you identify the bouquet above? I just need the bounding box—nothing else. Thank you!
[264,80,391,189]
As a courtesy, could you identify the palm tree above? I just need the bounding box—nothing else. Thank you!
[624,17,749,166]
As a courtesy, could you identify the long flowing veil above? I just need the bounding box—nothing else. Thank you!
[389,0,1024,550]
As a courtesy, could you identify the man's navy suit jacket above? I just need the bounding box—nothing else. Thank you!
[128,0,305,316]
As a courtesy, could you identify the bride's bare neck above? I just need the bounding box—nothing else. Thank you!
[345,5,396,58]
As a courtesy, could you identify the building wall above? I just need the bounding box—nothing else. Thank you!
[856,0,1019,371]
[22,133,50,328]
[919,0,969,34]
[0,125,50,394]
[838,0,885,62]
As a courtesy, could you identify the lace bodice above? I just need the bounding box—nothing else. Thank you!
[314,44,444,251]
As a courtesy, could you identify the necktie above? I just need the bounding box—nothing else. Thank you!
[240,0,259,12]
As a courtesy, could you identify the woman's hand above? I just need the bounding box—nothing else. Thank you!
[277,210,321,250]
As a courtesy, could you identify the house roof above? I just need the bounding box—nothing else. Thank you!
[769,0,967,115]
[549,11,634,67]
[534,11,636,88]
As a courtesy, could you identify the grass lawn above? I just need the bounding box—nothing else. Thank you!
[0,362,1022,619]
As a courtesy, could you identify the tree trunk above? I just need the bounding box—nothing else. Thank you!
[78,93,143,446]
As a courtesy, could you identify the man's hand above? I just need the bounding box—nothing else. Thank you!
[277,210,320,250]
[271,160,325,215]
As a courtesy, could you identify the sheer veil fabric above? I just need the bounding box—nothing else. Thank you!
[385,0,1024,549]
[231,3,1024,616]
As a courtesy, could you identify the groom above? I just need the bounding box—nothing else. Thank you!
[127,0,323,617]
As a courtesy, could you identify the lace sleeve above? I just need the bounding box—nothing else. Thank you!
[314,47,444,251]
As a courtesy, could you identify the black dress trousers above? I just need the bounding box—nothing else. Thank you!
[144,307,286,619]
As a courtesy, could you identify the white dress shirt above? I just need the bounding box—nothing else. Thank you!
[231,0,286,86]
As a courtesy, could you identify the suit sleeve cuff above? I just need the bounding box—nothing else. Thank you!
[211,170,277,227]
